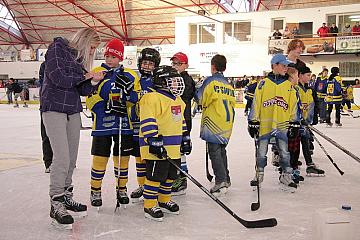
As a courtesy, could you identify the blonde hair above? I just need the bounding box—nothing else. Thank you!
[69,28,101,71]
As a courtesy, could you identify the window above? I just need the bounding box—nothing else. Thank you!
[338,13,360,35]
[340,62,360,78]
[224,21,251,43]
[327,15,336,26]
[272,18,284,31]
[189,23,216,44]
[298,22,313,38]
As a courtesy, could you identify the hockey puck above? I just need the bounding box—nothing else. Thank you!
[342,205,351,210]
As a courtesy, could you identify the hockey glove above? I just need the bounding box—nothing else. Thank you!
[105,99,127,116]
[287,122,300,139]
[148,136,167,159]
[180,135,192,155]
[115,74,134,95]
[248,121,260,138]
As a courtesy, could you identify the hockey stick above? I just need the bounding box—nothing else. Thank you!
[251,137,260,211]
[348,111,360,118]
[166,156,277,228]
[205,143,213,182]
[311,132,344,175]
[308,125,360,164]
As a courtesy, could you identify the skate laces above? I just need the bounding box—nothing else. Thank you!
[134,186,143,194]
[162,200,176,208]
[150,206,162,213]
[280,173,293,185]
[52,201,69,217]
[65,194,82,208]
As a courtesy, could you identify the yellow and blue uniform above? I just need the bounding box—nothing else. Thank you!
[195,72,236,145]
[344,85,354,101]
[139,89,186,209]
[297,83,315,125]
[249,73,301,141]
[86,63,139,193]
[325,78,343,104]
[244,79,258,101]
[314,76,328,100]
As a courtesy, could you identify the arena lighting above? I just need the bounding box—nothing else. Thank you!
[349,15,360,18]
[350,19,360,22]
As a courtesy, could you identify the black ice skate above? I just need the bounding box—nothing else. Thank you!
[291,169,304,184]
[115,191,129,211]
[50,194,74,230]
[306,164,325,176]
[130,186,144,203]
[90,191,102,211]
[172,177,187,196]
[335,123,342,127]
[326,122,333,128]
[279,173,297,193]
[64,186,87,218]
[144,206,164,222]
[159,200,180,215]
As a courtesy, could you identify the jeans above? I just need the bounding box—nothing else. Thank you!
[207,142,230,184]
[256,137,292,173]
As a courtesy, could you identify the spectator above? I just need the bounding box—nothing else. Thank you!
[352,22,360,35]
[354,79,360,88]
[6,78,14,104]
[272,29,282,39]
[283,26,291,39]
[317,23,329,37]
[329,23,339,36]
[342,23,352,36]
[292,26,300,38]
[12,79,28,108]
[0,80,4,88]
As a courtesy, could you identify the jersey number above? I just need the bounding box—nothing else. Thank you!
[223,99,231,122]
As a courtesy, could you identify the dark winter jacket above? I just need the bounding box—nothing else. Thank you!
[180,71,196,135]
[13,82,23,94]
[40,37,95,115]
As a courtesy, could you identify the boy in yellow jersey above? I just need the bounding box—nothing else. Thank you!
[341,84,354,113]
[86,39,139,208]
[248,54,300,192]
[195,54,236,196]
[139,66,191,221]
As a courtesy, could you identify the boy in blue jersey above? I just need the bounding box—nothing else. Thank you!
[139,66,191,221]
[248,54,300,192]
[244,76,259,116]
[86,39,139,208]
[325,67,343,127]
[195,54,236,196]
[314,68,329,123]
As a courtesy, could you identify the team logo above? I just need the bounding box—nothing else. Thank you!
[263,96,288,110]
[171,105,182,122]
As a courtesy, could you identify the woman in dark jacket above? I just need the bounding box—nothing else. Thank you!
[41,28,103,229]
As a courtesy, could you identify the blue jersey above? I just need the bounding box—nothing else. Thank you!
[244,79,258,101]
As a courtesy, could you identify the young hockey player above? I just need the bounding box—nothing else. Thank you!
[124,48,161,203]
[139,66,191,221]
[341,83,354,113]
[248,54,300,192]
[314,69,329,123]
[293,66,325,176]
[325,67,343,127]
[244,76,258,116]
[170,52,196,195]
[195,54,236,196]
[86,38,139,209]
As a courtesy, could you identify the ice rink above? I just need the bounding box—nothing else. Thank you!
[0,104,359,240]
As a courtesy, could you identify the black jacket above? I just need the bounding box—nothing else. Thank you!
[180,71,196,135]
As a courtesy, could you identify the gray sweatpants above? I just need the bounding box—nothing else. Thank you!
[42,111,81,197]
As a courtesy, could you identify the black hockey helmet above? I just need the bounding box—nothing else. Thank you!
[137,48,161,75]
[331,66,339,75]
[153,65,185,96]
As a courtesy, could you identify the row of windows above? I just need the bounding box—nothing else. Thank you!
[189,22,252,44]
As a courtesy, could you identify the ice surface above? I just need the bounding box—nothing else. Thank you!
[0,104,359,240]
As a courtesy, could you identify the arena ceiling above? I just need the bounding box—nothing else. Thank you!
[0,0,359,48]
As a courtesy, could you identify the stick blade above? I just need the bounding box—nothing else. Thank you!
[242,218,277,228]
[251,202,260,211]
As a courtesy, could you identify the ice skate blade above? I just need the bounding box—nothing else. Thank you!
[131,197,143,204]
[306,173,325,177]
[279,184,296,193]
[160,207,180,215]
[70,210,87,219]
[211,187,228,197]
[51,220,73,230]
[145,213,163,222]
[171,190,186,196]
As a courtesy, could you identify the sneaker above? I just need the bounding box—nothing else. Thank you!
[50,194,74,229]
[158,200,179,215]
[279,173,297,193]
[291,169,304,184]
[13,104,19,108]
[90,191,102,207]
[271,152,280,167]
[144,206,164,222]
[64,186,87,217]
[45,167,50,173]
[23,104,28,108]
[210,182,228,196]
[250,170,264,187]
[172,177,187,196]
[130,186,144,203]
[306,164,325,176]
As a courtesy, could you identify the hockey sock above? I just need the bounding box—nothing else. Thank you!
[91,156,109,192]
[135,157,146,186]
[143,179,160,209]
[158,179,174,203]
[113,155,130,192]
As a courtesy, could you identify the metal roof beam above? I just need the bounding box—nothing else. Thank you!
[211,0,230,13]
[117,0,128,42]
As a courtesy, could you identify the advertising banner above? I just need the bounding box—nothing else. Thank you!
[268,37,336,55]
[20,49,36,61]
[123,46,137,70]
[336,36,360,53]
[0,50,17,61]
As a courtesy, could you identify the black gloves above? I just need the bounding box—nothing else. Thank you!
[180,135,192,155]
[248,121,260,138]
[148,136,167,159]
[287,122,301,139]
[105,99,127,116]
[115,74,134,95]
